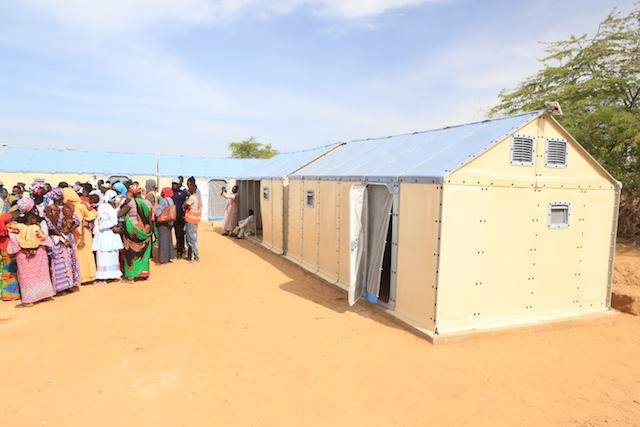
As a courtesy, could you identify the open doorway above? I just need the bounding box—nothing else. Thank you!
[349,183,395,307]
[238,180,263,239]
[378,203,394,304]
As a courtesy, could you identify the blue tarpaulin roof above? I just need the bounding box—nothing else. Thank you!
[158,155,264,179]
[0,145,265,179]
[0,145,156,175]
[290,111,543,181]
[236,143,341,180]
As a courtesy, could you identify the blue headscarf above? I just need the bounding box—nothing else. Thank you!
[113,182,127,196]
[0,197,9,214]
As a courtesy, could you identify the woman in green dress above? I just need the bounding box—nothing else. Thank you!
[119,183,152,281]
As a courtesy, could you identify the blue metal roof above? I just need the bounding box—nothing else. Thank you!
[158,155,264,179]
[0,145,156,175]
[0,145,266,179]
[236,143,341,179]
[291,111,543,181]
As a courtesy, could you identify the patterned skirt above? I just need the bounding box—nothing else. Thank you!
[49,243,77,292]
[1,249,20,301]
[16,247,55,304]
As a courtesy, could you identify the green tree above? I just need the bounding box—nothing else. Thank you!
[228,137,279,159]
[491,6,640,243]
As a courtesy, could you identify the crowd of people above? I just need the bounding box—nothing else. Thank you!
[0,176,202,307]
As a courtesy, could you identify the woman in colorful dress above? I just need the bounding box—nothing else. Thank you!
[93,190,123,282]
[44,188,81,293]
[7,198,55,307]
[0,196,20,301]
[63,188,97,284]
[154,187,175,265]
[119,184,153,281]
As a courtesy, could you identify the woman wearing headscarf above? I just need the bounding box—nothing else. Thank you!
[113,182,127,198]
[144,179,158,206]
[7,198,55,306]
[0,191,20,301]
[62,187,97,284]
[154,188,175,265]
[93,190,123,281]
[45,188,81,293]
[221,185,239,235]
[30,182,48,217]
[119,183,153,280]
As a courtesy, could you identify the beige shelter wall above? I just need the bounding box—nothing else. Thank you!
[447,116,615,190]
[260,179,274,248]
[437,185,615,334]
[301,180,319,272]
[286,180,444,335]
[317,181,339,283]
[285,179,357,290]
[437,115,617,334]
[286,179,303,263]
[394,183,440,333]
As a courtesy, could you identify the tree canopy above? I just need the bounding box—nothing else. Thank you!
[228,137,279,159]
[491,6,640,242]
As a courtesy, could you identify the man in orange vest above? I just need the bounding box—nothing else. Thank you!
[183,176,201,262]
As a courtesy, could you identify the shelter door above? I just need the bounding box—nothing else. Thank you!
[208,180,227,221]
[348,185,367,305]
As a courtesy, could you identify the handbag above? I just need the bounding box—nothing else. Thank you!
[156,202,176,223]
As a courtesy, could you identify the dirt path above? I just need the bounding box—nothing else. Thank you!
[1,224,639,426]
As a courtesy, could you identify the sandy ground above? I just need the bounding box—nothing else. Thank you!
[1,224,640,426]
[613,243,640,316]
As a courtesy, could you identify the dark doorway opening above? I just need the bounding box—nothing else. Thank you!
[378,205,393,304]
[238,180,263,239]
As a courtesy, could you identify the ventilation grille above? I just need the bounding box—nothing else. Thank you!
[306,190,315,208]
[510,136,534,166]
[548,202,570,228]
[546,138,567,168]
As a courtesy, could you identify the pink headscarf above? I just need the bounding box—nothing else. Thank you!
[15,197,35,213]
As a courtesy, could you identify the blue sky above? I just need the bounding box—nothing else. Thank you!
[0,0,634,156]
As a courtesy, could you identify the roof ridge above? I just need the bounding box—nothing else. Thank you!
[345,110,544,144]
[274,142,341,156]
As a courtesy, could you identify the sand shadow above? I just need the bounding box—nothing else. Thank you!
[611,292,639,316]
[208,226,421,336]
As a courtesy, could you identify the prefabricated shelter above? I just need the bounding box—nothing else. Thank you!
[234,144,342,254]
[285,110,620,339]
[158,155,264,221]
[0,145,264,222]
[0,145,157,187]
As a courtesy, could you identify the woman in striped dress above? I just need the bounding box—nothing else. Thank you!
[44,188,81,293]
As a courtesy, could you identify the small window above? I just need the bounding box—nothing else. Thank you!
[548,202,570,228]
[263,187,270,200]
[510,135,535,166]
[306,190,315,208]
[545,138,568,168]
